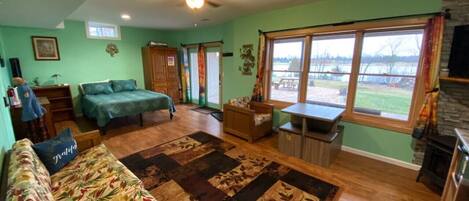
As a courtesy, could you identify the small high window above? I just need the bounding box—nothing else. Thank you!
[85,21,121,40]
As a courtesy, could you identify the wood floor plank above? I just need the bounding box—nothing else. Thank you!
[58,104,440,201]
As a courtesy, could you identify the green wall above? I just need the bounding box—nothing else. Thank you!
[0,0,442,164]
[166,0,441,163]
[1,21,167,112]
[0,27,15,178]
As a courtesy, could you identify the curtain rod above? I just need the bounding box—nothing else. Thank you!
[181,40,224,47]
[258,12,443,35]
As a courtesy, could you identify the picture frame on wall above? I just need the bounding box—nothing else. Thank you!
[31,36,60,60]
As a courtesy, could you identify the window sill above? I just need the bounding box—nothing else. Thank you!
[342,114,413,134]
[267,100,413,134]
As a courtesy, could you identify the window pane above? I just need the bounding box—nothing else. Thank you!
[87,22,120,39]
[310,34,355,73]
[360,30,423,76]
[354,29,423,121]
[272,38,304,71]
[354,75,416,120]
[270,72,301,103]
[306,73,349,107]
[306,34,354,107]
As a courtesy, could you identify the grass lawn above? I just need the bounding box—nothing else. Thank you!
[314,79,412,115]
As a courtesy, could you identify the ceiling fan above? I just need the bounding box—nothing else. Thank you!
[183,0,221,9]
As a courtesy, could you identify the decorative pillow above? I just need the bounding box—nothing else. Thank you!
[82,82,113,95]
[111,79,137,92]
[32,128,78,175]
[229,96,251,108]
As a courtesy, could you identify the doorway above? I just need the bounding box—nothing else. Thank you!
[186,44,223,109]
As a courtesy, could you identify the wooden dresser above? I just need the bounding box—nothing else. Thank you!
[32,85,75,122]
[10,97,55,142]
[142,46,180,103]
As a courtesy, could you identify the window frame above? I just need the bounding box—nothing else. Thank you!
[85,21,121,40]
[268,37,306,103]
[306,32,357,108]
[263,17,429,134]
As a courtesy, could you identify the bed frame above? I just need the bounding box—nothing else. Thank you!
[98,112,173,135]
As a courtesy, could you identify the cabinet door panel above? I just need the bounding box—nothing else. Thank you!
[165,49,180,103]
[151,49,167,90]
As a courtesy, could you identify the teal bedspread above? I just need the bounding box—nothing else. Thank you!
[81,89,175,127]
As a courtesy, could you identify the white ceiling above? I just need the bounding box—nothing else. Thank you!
[67,0,319,29]
[0,0,319,29]
[0,0,86,28]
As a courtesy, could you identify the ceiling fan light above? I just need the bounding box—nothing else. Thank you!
[186,0,204,9]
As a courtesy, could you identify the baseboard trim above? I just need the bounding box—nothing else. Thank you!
[341,145,421,171]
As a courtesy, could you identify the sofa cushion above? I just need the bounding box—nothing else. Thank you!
[32,128,78,175]
[50,144,156,201]
[7,139,54,201]
[111,79,137,92]
[228,96,251,108]
[254,113,272,126]
[82,82,114,95]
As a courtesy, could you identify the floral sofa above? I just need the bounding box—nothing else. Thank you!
[5,131,156,201]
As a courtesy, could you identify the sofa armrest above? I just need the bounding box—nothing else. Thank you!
[0,150,11,201]
[250,101,274,114]
[223,103,255,115]
[74,130,101,151]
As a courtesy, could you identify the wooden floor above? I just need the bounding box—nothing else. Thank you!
[57,104,440,201]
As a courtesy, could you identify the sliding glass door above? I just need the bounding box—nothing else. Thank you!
[206,47,221,108]
[186,45,222,109]
[189,48,199,104]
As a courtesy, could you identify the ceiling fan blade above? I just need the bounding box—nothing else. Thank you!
[206,1,222,8]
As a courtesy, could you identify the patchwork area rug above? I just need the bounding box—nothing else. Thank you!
[120,131,340,201]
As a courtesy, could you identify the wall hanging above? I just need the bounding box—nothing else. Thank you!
[239,44,255,75]
[31,36,60,60]
[106,43,119,57]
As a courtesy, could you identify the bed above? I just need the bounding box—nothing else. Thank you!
[80,80,175,133]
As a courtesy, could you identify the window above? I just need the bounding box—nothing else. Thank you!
[307,34,355,107]
[270,38,304,103]
[354,30,423,121]
[263,17,429,133]
[86,21,121,40]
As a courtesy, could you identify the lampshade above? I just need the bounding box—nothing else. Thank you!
[186,0,204,9]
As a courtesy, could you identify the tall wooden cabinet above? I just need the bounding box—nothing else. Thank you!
[142,46,180,103]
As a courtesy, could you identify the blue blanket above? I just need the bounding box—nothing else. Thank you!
[82,89,175,127]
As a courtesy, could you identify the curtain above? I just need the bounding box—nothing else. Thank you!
[197,45,207,106]
[412,15,444,139]
[252,32,267,102]
[180,48,191,103]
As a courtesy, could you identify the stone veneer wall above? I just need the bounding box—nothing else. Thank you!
[438,0,469,136]
[412,0,469,165]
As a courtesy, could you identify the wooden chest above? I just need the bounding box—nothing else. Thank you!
[278,123,344,167]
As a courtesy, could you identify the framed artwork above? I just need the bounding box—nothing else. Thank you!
[31,36,60,60]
